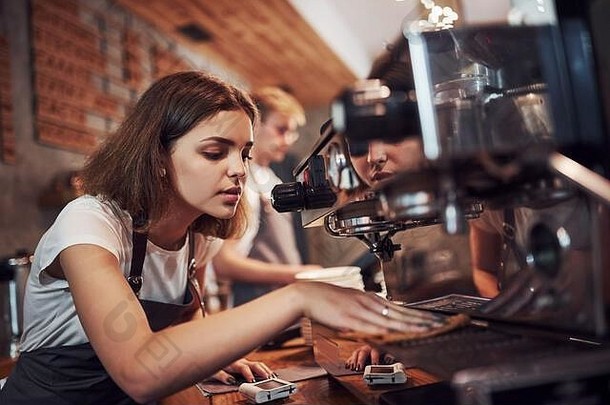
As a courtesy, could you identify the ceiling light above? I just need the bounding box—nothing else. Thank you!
[417,0,459,29]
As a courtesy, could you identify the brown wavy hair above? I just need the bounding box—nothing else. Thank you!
[81,71,258,239]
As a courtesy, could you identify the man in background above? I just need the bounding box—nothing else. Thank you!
[211,86,319,307]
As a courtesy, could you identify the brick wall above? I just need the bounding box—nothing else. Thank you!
[0,0,247,255]
[0,24,14,163]
[0,0,345,267]
[31,0,215,154]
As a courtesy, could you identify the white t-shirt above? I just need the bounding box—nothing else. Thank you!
[20,195,222,352]
[233,163,282,255]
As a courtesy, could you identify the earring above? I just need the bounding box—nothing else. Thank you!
[160,168,166,178]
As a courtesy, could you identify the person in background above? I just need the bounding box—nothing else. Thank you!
[343,35,474,371]
[469,208,519,299]
[469,197,592,316]
[211,86,320,308]
[345,131,474,371]
[348,137,425,188]
[38,170,85,208]
[0,71,444,404]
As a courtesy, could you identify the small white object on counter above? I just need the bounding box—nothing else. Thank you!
[238,377,297,403]
[363,362,408,385]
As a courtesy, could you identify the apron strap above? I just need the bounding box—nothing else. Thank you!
[186,231,206,315]
[188,228,196,278]
[128,230,147,295]
[128,228,198,299]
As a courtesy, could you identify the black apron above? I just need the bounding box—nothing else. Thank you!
[0,230,202,405]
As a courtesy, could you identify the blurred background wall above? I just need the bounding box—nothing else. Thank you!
[0,0,335,259]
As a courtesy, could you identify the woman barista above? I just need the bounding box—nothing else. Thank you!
[0,71,442,404]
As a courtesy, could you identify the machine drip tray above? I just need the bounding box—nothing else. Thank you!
[376,324,601,381]
[379,381,456,405]
[376,325,607,405]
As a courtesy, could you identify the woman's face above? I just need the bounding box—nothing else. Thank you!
[350,137,425,188]
[169,110,254,220]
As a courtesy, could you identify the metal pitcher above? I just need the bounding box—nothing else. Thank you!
[0,250,32,357]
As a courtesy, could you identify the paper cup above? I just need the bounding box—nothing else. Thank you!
[295,266,364,290]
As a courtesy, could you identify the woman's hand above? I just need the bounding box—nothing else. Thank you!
[211,358,276,385]
[294,282,445,335]
[345,344,396,372]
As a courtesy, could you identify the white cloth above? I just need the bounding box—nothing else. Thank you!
[20,195,222,352]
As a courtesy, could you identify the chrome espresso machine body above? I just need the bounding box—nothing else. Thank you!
[272,0,610,403]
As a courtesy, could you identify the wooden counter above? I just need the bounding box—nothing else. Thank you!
[162,339,364,405]
[162,338,440,405]
[1,340,439,404]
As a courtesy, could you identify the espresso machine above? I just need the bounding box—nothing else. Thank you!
[272,0,610,403]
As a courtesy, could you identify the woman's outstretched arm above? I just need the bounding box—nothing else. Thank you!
[62,243,440,403]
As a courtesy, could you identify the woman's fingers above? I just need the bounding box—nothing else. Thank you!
[227,359,275,382]
[345,349,360,370]
[382,353,396,364]
[211,370,238,385]
[368,347,381,365]
[347,293,448,333]
[301,282,447,336]
[246,360,276,379]
[345,345,394,371]
[345,345,373,371]
[356,295,447,332]
[370,294,446,323]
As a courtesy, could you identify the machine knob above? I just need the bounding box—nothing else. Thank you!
[271,182,306,212]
